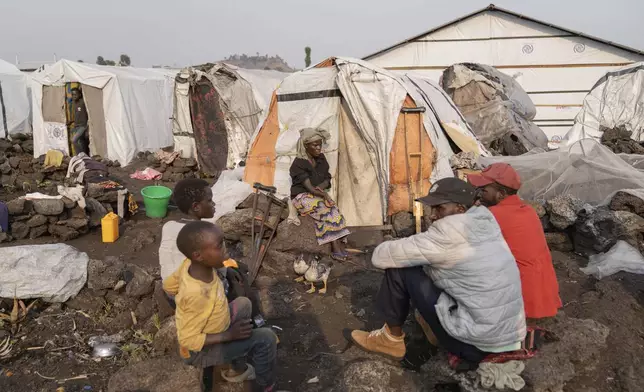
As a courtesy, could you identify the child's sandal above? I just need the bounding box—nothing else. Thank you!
[221,363,256,383]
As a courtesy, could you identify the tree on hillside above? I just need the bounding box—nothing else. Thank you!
[104,60,116,66]
[78,60,84,63]
[97,56,106,65]
[305,47,312,68]
[119,54,131,66]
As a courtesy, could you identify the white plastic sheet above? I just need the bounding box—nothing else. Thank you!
[581,240,644,279]
[205,167,253,224]
[479,139,644,204]
[0,244,88,302]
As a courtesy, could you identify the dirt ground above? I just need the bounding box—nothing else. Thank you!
[1,178,644,391]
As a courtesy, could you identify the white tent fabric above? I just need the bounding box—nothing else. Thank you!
[364,6,644,147]
[0,59,31,138]
[31,60,176,165]
[564,63,644,145]
[249,57,487,225]
[172,63,288,167]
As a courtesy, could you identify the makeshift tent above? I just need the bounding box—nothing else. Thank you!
[31,60,177,165]
[0,59,31,138]
[172,63,289,174]
[440,63,549,154]
[364,4,644,147]
[564,63,644,145]
[244,57,488,226]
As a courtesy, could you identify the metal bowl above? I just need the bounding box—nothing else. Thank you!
[92,343,119,358]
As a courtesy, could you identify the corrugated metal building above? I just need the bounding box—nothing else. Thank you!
[364,4,644,144]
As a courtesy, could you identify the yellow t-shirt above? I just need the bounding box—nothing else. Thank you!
[163,259,231,353]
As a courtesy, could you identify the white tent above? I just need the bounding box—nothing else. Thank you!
[245,57,488,226]
[173,63,288,172]
[31,60,177,165]
[0,59,31,138]
[364,4,644,148]
[564,63,644,145]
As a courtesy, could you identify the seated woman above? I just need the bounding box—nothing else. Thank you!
[289,128,350,261]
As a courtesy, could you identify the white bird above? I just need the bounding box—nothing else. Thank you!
[293,254,309,282]
[304,257,331,295]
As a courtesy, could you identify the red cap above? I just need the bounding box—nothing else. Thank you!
[467,163,521,190]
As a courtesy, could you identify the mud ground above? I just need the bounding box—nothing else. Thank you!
[0,179,643,391]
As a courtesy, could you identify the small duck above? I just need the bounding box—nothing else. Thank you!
[293,254,309,283]
[304,257,331,294]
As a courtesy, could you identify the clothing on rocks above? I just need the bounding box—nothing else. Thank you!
[185,297,277,388]
[130,167,162,181]
[477,361,526,391]
[44,149,64,167]
[57,184,87,209]
[489,195,562,319]
[289,155,331,198]
[295,128,330,159]
[371,206,527,351]
[155,150,180,165]
[377,266,489,363]
[292,192,350,245]
[0,202,8,232]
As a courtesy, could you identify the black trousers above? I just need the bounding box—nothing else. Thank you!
[376,266,487,363]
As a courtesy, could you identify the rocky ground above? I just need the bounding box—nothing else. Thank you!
[0,156,643,391]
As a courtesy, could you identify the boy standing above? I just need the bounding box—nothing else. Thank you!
[164,221,278,391]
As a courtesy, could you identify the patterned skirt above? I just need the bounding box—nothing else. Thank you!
[292,193,350,245]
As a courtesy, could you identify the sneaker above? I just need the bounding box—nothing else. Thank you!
[346,324,406,360]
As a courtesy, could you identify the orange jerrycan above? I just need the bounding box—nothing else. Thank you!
[101,212,119,243]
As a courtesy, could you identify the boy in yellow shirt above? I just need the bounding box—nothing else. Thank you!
[163,221,278,392]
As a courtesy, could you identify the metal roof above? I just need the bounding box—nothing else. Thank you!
[363,4,644,60]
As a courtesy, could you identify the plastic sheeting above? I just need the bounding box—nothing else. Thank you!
[0,59,31,138]
[564,63,644,145]
[173,63,288,166]
[0,243,88,302]
[204,166,252,224]
[479,139,644,205]
[440,63,548,153]
[31,60,177,165]
[581,240,644,279]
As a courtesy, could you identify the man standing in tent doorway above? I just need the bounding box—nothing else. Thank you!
[69,88,89,156]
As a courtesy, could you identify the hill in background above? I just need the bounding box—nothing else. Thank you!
[223,54,295,72]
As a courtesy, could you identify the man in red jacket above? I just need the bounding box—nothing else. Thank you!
[469,163,561,321]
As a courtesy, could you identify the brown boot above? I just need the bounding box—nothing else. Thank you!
[348,324,406,360]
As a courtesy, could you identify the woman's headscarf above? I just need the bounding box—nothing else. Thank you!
[296,128,331,159]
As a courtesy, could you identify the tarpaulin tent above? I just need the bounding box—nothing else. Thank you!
[172,63,288,175]
[564,62,644,146]
[0,59,31,138]
[31,60,177,165]
[244,57,488,226]
[440,63,549,154]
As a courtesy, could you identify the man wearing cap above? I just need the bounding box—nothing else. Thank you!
[346,178,526,365]
[469,163,561,321]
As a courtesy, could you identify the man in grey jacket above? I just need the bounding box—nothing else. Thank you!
[347,178,526,366]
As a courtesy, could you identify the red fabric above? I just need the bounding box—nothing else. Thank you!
[489,196,562,319]
[468,163,521,190]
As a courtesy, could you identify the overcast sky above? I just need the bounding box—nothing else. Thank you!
[2,0,643,69]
